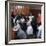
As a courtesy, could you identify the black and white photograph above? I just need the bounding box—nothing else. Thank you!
[5,1,45,44]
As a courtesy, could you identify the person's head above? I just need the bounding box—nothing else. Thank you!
[36,12,41,24]
[11,6,18,17]
[16,6,22,15]
[22,6,30,16]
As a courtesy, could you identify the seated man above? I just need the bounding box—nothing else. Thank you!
[36,13,42,38]
[31,16,38,38]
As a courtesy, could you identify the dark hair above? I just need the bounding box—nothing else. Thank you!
[11,12,15,18]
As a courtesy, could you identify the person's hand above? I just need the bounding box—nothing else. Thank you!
[12,26,18,31]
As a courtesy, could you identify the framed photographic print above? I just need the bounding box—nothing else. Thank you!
[5,1,45,45]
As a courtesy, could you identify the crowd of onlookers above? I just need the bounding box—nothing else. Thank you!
[11,6,42,39]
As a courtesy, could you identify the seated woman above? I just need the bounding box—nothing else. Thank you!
[26,15,34,38]
[13,17,27,39]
